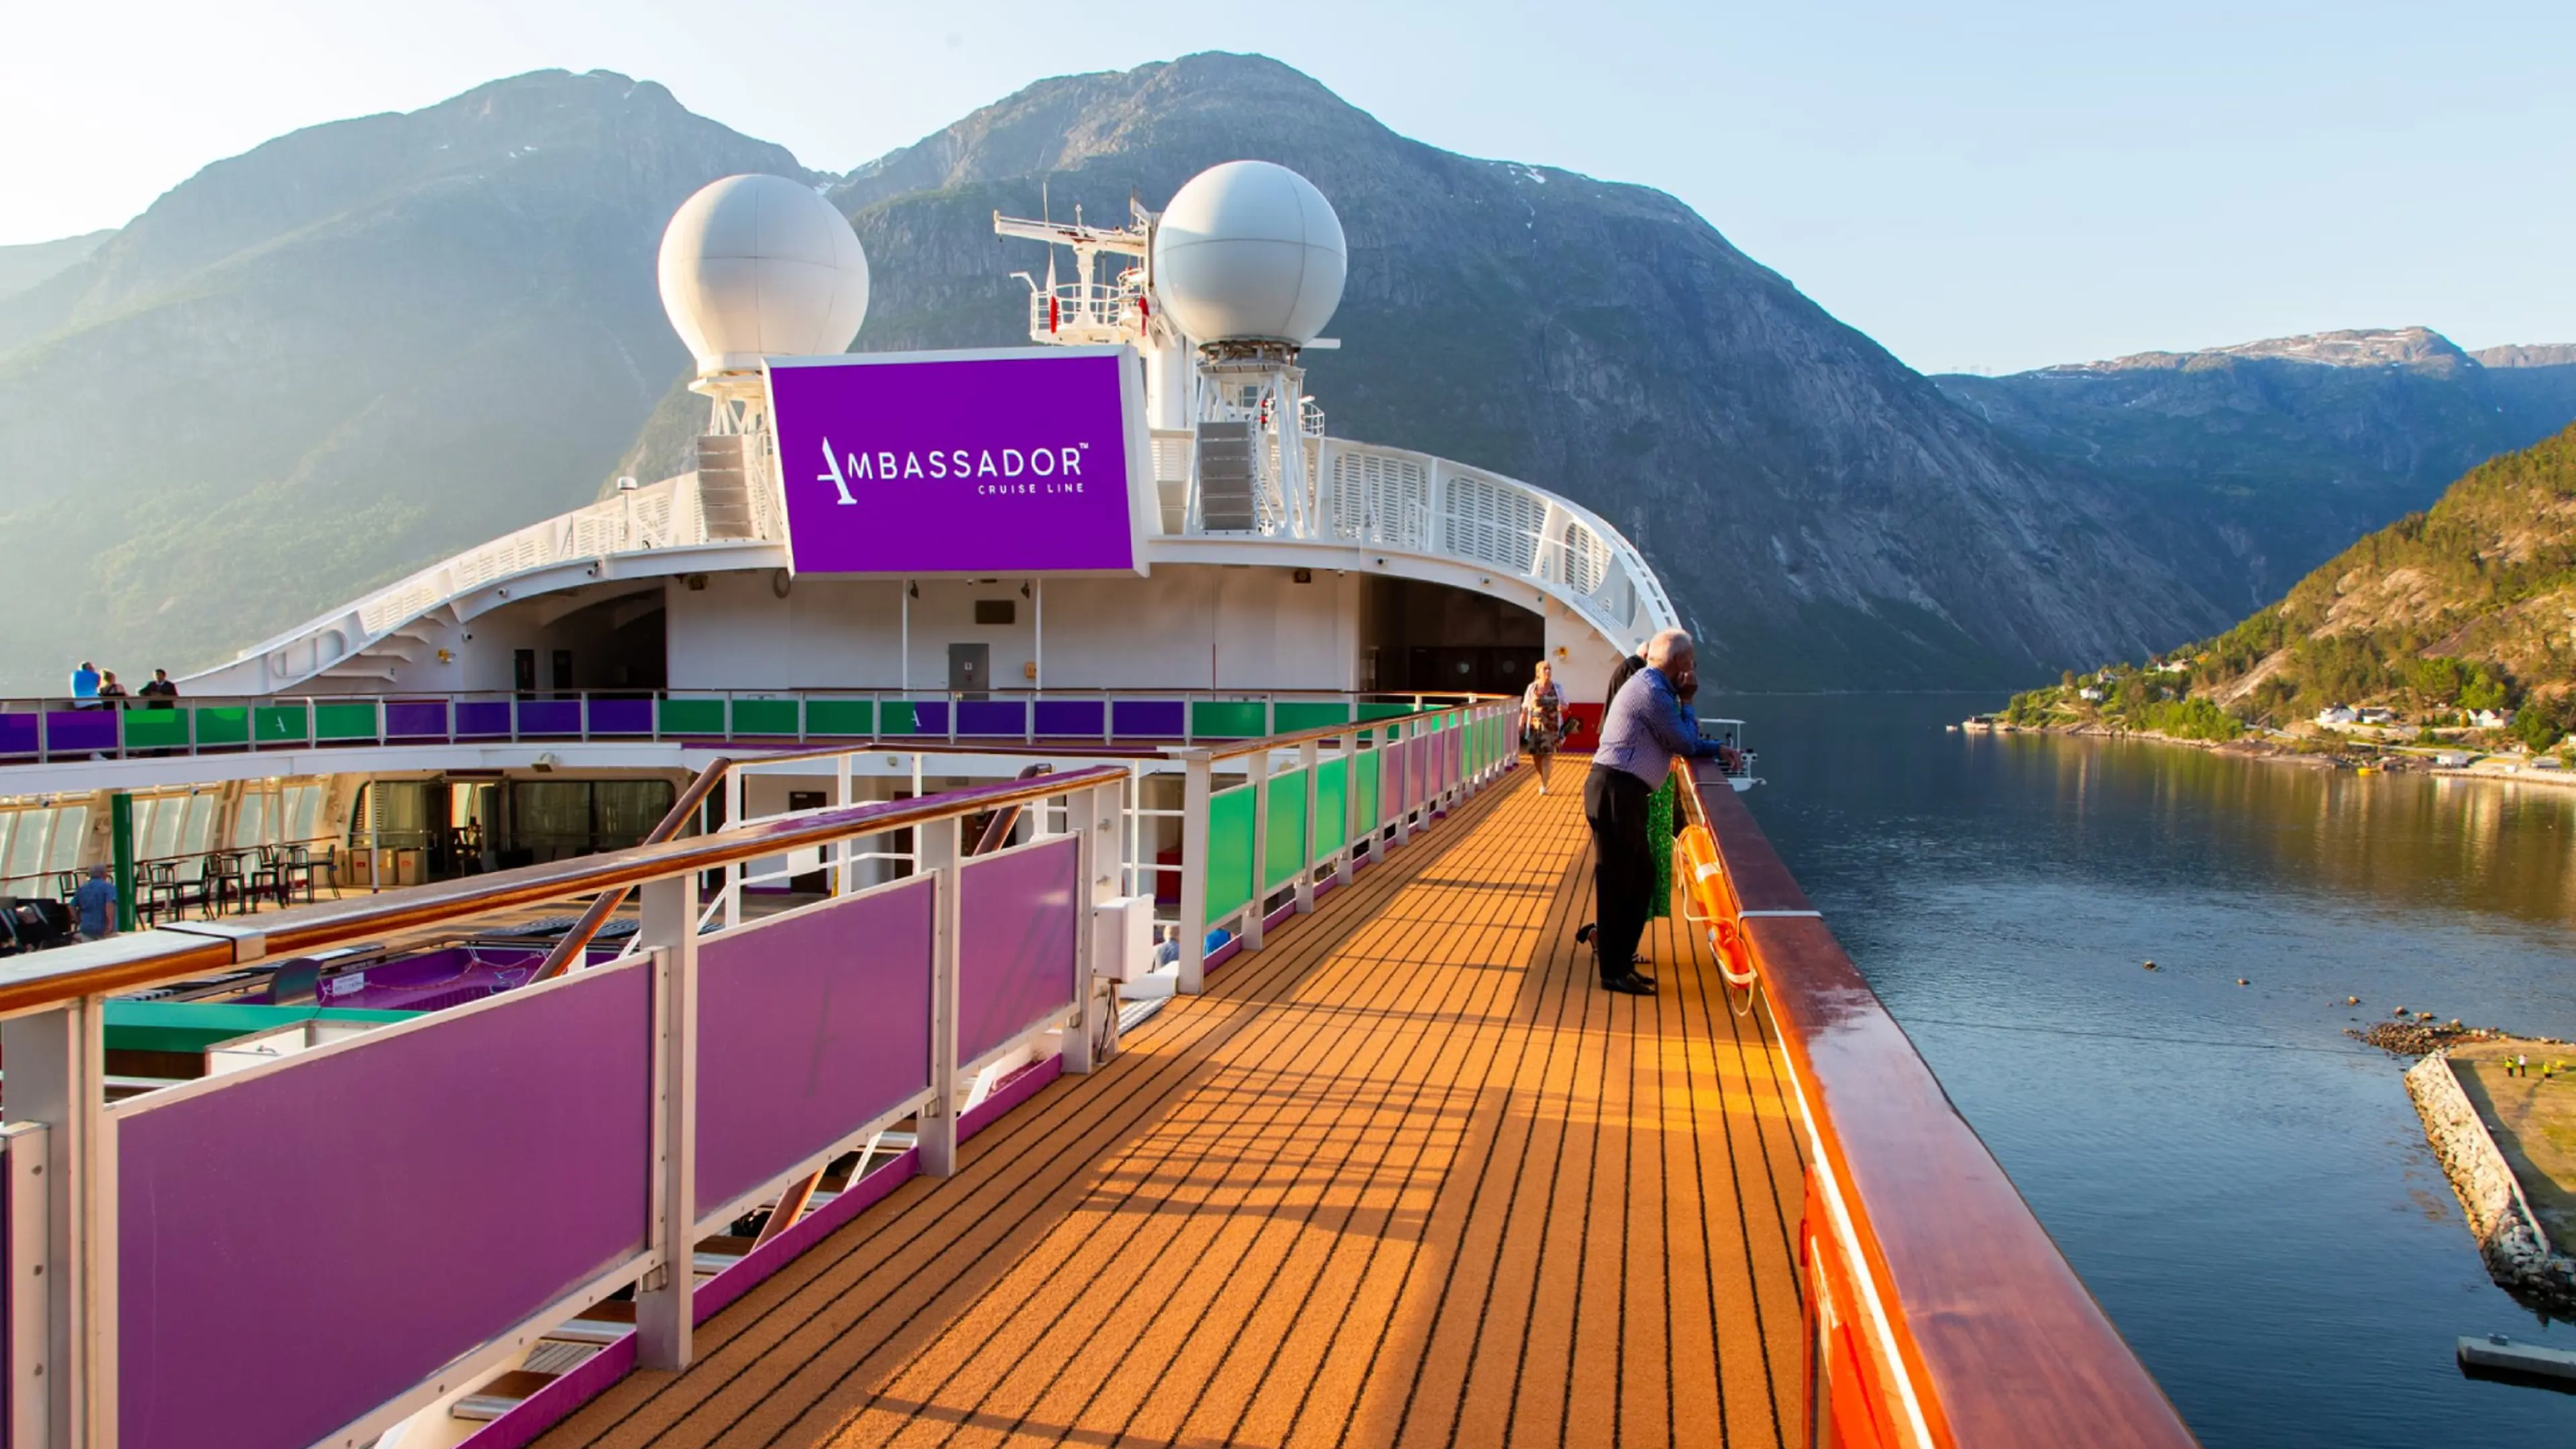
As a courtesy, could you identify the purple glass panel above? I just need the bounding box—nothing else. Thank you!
[44,710,115,755]
[454,700,513,739]
[307,946,586,1012]
[908,700,950,735]
[957,699,1026,737]
[1032,700,1104,738]
[958,836,1079,1065]
[769,351,1140,575]
[0,713,34,757]
[384,699,449,739]
[516,698,581,736]
[694,878,935,1212]
[1112,698,1185,739]
[588,696,653,735]
[117,965,651,1449]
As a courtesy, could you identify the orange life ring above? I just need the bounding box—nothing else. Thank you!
[1674,825,1756,987]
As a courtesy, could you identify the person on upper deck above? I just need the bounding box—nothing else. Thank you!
[72,863,117,942]
[140,669,178,708]
[1582,629,1726,996]
[68,660,99,707]
[96,672,129,707]
[1519,659,1567,794]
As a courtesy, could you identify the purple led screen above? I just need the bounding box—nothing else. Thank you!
[694,877,936,1213]
[769,350,1139,576]
[115,964,652,1449]
[958,836,1079,1065]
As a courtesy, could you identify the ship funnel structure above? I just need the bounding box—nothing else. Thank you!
[1149,161,1345,350]
[657,174,870,388]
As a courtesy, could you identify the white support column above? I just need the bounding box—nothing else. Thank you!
[4,1123,48,1449]
[637,874,698,1372]
[1177,751,1211,996]
[1244,748,1271,952]
[1063,781,1117,1075]
[1295,739,1320,914]
[833,753,854,896]
[1,999,105,1449]
[919,816,963,1176]
[721,768,744,930]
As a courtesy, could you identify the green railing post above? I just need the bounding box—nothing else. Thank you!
[110,792,136,933]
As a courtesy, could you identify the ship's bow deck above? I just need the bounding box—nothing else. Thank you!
[547,758,1807,1449]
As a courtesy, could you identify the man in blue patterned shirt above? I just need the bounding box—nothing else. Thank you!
[1585,629,1725,994]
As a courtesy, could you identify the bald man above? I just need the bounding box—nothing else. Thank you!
[1584,628,1727,994]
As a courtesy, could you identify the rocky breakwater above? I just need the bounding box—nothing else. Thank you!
[2405,1051,2576,1316]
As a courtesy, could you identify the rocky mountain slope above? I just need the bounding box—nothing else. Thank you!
[0,230,115,303]
[1936,329,2576,615]
[2033,423,2576,736]
[0,70,805,692]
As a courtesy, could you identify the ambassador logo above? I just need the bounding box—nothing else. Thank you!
[816,437,1091,503]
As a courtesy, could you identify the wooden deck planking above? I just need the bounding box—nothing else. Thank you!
[540,757,1806,1449]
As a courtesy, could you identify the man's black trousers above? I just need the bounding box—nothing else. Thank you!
[1582,765,1655,983]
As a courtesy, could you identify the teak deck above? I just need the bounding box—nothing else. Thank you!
[543,758,1809,1448]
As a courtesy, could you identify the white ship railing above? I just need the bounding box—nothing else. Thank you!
[201,430,1672,694]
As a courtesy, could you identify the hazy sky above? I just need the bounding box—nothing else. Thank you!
[2,1,2566,374]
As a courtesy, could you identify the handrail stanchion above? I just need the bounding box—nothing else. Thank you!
[1063,779,1116,1075]
[1336,730,1358,888]
[1178,750,1211,996]
[722,767,744,930]
[920,816,963,1176]
[833,751,854,896]
[0,997,103,1446]
[1295,738,1320,914]
[5,1120,52,1449]
[637,873,698,1372]
[1243,746,1270,953]
[1393,720,1413,848]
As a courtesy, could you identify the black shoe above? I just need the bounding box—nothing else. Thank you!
[1574,922,1596,945]
[1601,973,1654,995]
[1627,967,1656,986]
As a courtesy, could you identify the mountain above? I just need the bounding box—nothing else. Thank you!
[1935,329,2576,616]
[0,230,116,303]
[2023,422,2576,739]
[0,55,2237,693]
[0,70,807,692]
[805,53,2224,688]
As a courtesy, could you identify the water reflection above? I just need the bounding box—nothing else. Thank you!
[1733,694,2576,1448]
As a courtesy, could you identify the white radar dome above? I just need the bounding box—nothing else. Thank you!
[1150,160,1346,346]
[657,174,869,376]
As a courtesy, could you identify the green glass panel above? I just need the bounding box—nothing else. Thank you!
[657,698,725,736]
[197,707,251,747]
[805,699,874,737]
[1272,701,1351,733]
[1357,702,1413,722]
[731,698,800,736]
[1314,757,1348,863]
[122,710,189,751]
[878,700,923,736]
[1264,768,1309,890]
[314,702,378,741]
[1191,700,1267,739]
[1205,783,1257,923]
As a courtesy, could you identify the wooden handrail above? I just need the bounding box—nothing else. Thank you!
[0,765,1130,1018]
[533,755,733,981]
[1680,759,2198,1447]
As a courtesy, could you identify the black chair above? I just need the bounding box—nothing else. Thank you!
[203,851,252,916]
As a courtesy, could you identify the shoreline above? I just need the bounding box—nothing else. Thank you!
[1972,718,2576,788]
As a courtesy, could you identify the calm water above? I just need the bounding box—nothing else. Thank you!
[1734,692,2576,1447]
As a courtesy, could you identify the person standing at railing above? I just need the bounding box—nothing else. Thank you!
[139,669,179,708]
[1581,629,1725,996]
[68,659,100,708]
[1519,659,1567,794]
[97,671,129,707]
